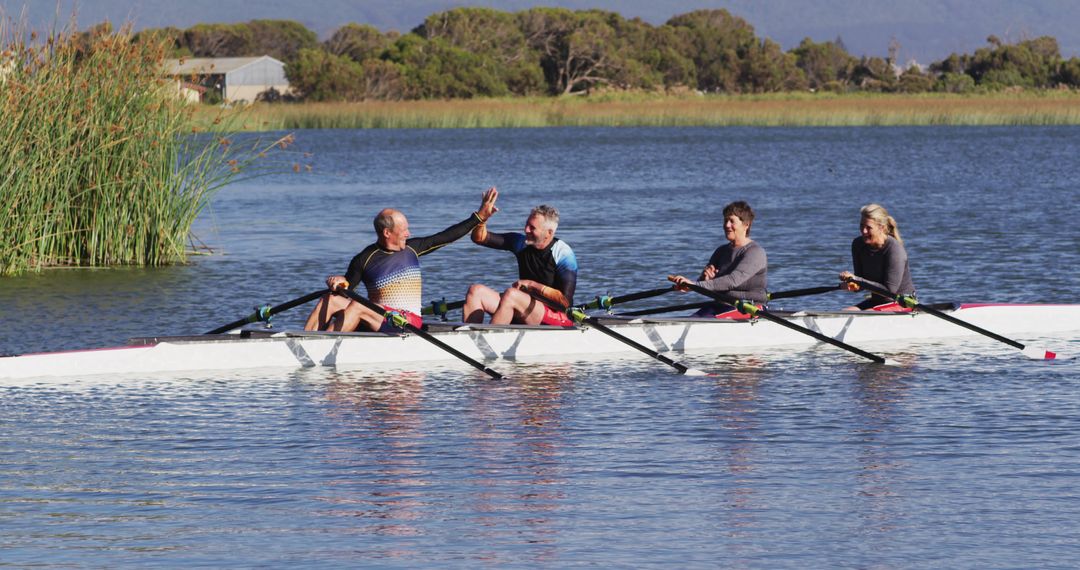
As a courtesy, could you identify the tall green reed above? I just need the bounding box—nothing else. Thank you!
[0,22,290,274]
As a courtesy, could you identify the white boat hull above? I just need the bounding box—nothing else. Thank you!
[1,304,1076,380]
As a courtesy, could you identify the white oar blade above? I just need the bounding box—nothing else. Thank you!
[1021,345,1056,360]
[681,367,710,377]
[883,358,902,367]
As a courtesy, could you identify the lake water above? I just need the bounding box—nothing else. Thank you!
[2,126,1079,567]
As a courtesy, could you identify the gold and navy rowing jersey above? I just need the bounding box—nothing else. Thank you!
[344,214,482,314]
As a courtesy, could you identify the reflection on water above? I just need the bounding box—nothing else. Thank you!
[849,356,917,539]
[711,362,764,543]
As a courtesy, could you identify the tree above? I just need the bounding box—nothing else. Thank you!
[182,23,254,57]
[386,34,509,98]
[246,20,318,62]
[418,8,543,95]
[792,37,857,90]
[666,10,758,93]
[742,38,807,92]
[286,48,366,101]
[518,8,625,95]
[324,23,390,63]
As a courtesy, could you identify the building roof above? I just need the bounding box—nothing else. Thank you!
[164,56,283,76]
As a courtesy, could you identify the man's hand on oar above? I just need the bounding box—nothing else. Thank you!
[669,276,898,366]
[522,287,709,376]
[206,289,330,335]
[334,285,505,379]
[842,277,1056,360]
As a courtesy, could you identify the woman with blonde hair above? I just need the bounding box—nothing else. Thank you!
[839,203,915,310]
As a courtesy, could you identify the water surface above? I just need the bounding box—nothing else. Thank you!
[2,127,1079,567]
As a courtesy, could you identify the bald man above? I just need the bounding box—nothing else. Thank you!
[305,188,499,332]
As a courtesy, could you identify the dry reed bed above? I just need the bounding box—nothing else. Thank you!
[205,94,1080,130]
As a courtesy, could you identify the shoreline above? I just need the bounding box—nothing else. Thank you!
[197,92,1080,130]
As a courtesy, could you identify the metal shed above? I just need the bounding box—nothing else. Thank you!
[165,56,290,104]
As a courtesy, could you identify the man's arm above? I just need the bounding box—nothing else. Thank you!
[414,187,499,255]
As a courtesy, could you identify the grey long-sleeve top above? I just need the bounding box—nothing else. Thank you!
[694,240,768,303]
[851,236,915,297]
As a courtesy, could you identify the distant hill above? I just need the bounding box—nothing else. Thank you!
[3,0,1079,64]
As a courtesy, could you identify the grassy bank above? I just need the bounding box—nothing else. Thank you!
[201,91,1080,130]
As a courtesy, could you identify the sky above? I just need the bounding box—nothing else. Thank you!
[2,0,1078,64]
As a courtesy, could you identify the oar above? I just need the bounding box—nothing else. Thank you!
[620,301,714,317]
[767,284,843,301]
[614,285,841,317]
[206,288,330,334]
[671,278,896,365]
[843,278,1056,360]
[335,287,504,379]
[421,298,465,319]
[580,287,675,311]
[523,289,709,376]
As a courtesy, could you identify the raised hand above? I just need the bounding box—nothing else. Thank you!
[477,186,499,222]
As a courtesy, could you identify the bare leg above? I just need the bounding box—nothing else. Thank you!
[463,283,502,323]
[339,300,388,332]
[304,293,351,331]
[490,287,547,325]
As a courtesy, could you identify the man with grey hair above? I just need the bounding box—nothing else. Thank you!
[463,201,578,326]
[305,187,499,332]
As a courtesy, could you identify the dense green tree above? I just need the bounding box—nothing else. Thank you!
[324,23,391,62]
[742,39,806,92]
[518,8,627,94]
[418,8,543,95]
[666,10,758,93]
[791,37,857,90]
[246,20,319,62]
[182,23,254,57]
[386,35,509,98]
[286,48,366,101]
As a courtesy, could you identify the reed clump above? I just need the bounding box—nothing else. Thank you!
[198,91,1080,130]
[0,22,281,275]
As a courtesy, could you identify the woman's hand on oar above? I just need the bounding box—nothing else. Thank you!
[669,276,897,366]
[206,289,330,335]
[842,277,1056,360]
[334,286,505,379]
[523,288,708,376]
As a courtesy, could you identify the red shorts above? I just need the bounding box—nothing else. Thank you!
[540,305,574,326]
[377,307,423,332]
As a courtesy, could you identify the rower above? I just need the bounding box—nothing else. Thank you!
[304,187,499,332]
[838,203,916,311]
[462,202,578,326]
[669,200,767,317]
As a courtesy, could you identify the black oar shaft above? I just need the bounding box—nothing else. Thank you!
[620,301,714,316]
[580,314,695,374]
[849,279,1028,351]
[678,281,887,364]
[609,287,674,305]
[768,284,842,301]
[206,288,330,334]
[527,289,701,375]
[337,288,503,380]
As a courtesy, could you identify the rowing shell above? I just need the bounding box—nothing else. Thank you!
[1,303,1076,380]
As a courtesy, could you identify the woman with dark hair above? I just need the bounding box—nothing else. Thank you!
[839,203,915,310]
[670,200,767,316]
